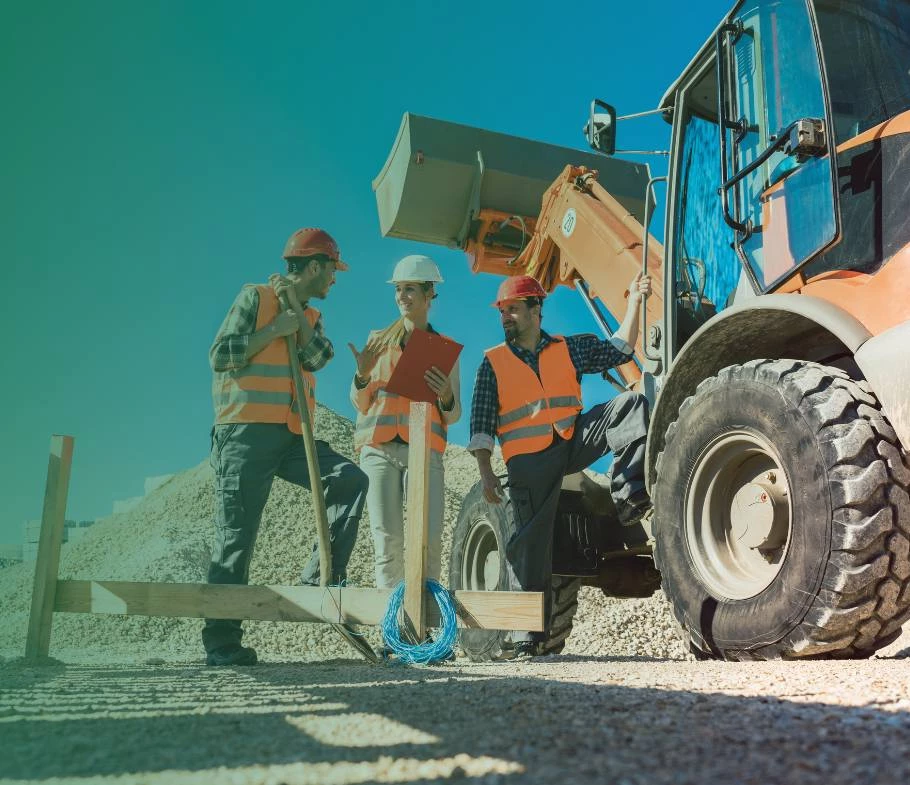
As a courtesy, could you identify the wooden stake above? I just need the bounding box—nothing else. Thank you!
[403,401,431,641]
[25,435,74,662]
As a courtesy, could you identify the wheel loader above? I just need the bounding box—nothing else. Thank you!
[373,0,910,661]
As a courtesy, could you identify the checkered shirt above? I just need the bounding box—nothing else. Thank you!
[209,284,334,373]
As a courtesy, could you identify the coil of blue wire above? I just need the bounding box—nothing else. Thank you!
[380,579,458,664]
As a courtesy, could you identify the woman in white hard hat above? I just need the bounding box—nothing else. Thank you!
[348,255,461,589]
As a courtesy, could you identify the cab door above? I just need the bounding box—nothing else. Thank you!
[718,0,841,291]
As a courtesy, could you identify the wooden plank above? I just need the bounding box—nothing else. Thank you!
[53,581,545,630]
[450,590,544,631]
[25,435,75,662]
[403,401,431,641]
[54,582,391,625]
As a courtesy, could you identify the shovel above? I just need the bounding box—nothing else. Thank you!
[280,294,379,663]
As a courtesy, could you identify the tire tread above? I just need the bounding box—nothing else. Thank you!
[656,359,910,660]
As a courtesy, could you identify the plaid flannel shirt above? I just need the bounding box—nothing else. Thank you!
[209,284,334,373]
[467,331,633,453]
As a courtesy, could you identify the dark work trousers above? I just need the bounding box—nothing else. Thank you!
[203,422,368,654]
[504,391,649,636]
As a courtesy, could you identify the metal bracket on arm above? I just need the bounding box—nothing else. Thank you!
[498,214,530,266]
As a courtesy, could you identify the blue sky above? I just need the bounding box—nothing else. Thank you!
[2,1,727,542]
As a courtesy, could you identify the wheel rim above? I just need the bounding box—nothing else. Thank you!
[685,430,792,600]
[460,516,501,591]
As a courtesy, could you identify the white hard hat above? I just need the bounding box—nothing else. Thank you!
[387,254,444,284]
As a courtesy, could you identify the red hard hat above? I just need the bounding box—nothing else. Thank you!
[492,275,547,307]
[282,228,349,271]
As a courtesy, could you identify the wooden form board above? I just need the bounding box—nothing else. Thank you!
[25,432,546,664]
[54,581,545,631]
[25,435,74,662]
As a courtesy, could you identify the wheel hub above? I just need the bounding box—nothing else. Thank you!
[730,479,789,549]
[483,551,501,589]
[686,431,793,600]
[461,517,501,592]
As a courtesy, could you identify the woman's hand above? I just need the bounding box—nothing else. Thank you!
[425,366,454,408]
[348,337,382,382]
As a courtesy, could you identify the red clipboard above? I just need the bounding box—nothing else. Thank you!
[384,328,463,403]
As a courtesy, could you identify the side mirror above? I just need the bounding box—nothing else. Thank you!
[584,100,617,156]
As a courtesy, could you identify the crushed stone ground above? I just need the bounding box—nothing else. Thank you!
[3,658,910,785]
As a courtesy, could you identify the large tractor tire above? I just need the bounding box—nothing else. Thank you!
[449,481,582,660]
[653,359,910,660]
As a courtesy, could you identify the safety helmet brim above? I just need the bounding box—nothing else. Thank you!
[491,274,547,307]
[387,254,444,284]
[282,227,349,271]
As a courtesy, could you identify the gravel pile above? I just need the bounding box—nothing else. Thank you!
[10,404,901,664]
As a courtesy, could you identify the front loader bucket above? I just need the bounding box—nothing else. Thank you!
[372,113,650,249]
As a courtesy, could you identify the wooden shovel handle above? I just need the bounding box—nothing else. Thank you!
[280,294,332,587]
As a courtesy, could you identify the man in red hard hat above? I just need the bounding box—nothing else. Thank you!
[203,227,367,666]
[468,271,652,658]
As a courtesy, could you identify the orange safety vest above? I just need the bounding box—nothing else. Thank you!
[212,285,317,434]
[353,337,449,454]
[485,338,582,462]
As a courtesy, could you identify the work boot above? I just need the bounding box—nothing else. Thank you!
[616,491,652,527]
[205,643,258,666]
[494,640,539,662]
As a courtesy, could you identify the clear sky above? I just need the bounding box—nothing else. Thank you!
[2,0,727,542]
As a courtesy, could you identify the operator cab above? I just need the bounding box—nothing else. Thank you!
[589,0,910,365]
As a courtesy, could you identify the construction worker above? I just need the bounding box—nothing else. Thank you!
[468,272,652,658]
[204,227,369,666]
[349,255,461,589]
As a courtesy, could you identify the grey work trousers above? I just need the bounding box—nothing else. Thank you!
[360,443,445,589]
[203,422,368,654]
[504,391,650,606]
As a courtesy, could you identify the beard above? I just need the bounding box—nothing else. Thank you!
[502,323,517,340]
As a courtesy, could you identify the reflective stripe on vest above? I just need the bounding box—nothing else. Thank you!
[486,338,582,462]
[353,338,449,454]
[212,284,318,434]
